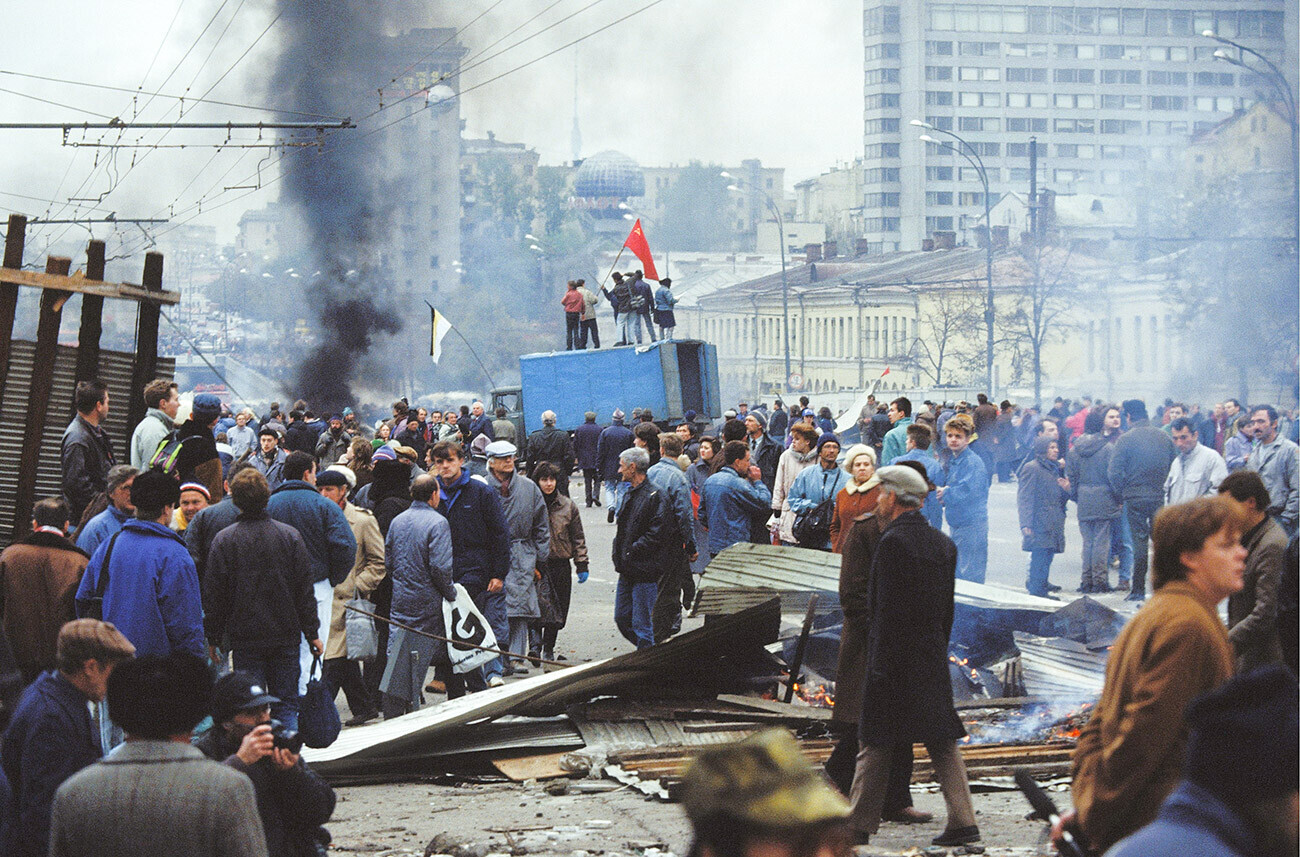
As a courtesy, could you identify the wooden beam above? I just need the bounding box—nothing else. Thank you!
[0,267,180,306]
[73,240,107,391]
[0,214,27,409]
[127,252,164,435]
[13,256,72,540]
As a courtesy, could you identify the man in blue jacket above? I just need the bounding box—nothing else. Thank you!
[430,440,511,688]
[938,415,988,583]
[596,410,635,510]
[699,441,773,558]
[573,411,604,508]
[75,471,205,659]
[0,620,135,857]
[894,423,945,529]
[266,451,356,695]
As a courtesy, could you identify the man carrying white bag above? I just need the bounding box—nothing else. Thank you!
[379,475,496,717]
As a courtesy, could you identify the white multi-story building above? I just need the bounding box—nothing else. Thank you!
[861,1,1290,252]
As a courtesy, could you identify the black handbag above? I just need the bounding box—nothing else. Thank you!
[76,530,123,621]
[298,656,341,749]
[792,496,836,548]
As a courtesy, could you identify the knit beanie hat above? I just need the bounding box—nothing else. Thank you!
[1184,664,1298,811]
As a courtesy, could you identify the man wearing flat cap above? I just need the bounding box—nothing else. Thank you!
[681,729,853,857]
[484,441,550,674]
[847,465,978,848]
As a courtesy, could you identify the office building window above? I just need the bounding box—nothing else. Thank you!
[1100,94,1143,109]
[1099,44,1142,60]
[960,166,999,182]
[926,166,954,181]
[1007,92,1049,108]
[864,192,901,208]
[1056,144,1095,159]
[926,40,953,56]
[1100,69,1141,85]
[958,191,995,206]
[926,66,954,81]
[926,115,955,130]
[1005,42,1048,56]
[864,92,901,110]
[1194,72,1234,87]
[1195,96,1236,112]
[926,91,954,106]
[926,191,954,206]
[960,91,1000,107]
[1147,71,1188,86]
[865,167,901,183]
[1054,93,1095,109]
[959,41,1000,56]
[1006,67,1047,83]
[863,4,900,35]
[865,67,900,85]
[1054,118,1095,133]
[959,66,1000,81]
[1149,95,1186,111]
[865,117,901,134]
[1006,142,1030,157]
[1100,119,1141,134]
[1057,44,1097,59]
[958,116,999,131]
[865,143,901,159]
[926,216,955,232]
[864,42,900,60]
[1007,117,1048,132]
[1054,68,1095,83]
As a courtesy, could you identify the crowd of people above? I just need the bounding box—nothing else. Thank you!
[558,269,679,350]
[0,371,1294,855]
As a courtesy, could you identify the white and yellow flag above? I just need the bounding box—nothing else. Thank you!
[430,307,453,364]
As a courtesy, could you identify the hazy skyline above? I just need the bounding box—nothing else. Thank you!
[2,0,862,256]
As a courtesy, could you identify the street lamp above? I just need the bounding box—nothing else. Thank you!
[1202,30,1299,245]
[915,122,996,394]
[722,170,791,388]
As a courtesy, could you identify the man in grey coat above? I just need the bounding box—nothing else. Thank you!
[48,652,268,857]
[379,475,459,716]
[1246,405,1299,537]
[484,442,550,672]
[1107,399,1176,602]
[128,380,178,470]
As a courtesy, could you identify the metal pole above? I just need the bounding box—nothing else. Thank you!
[775,201,791,388]
[983,171,994,395]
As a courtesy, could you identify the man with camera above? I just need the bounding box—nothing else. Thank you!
[196,671,335,857]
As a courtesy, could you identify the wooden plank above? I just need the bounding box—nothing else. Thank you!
[0,215,26,411]
[74,240,106,390]
[12,256,71,540]
[954,696,1047,710]
[0,266,180,305]
[491,751,574,782]
[128,252,164,438]
[716,693,833,721]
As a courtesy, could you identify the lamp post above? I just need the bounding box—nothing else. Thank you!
[722,171,791,389]
[912,120,995,393]
[1203,30,1299,245]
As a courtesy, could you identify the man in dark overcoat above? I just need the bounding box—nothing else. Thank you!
[848,465,978,848]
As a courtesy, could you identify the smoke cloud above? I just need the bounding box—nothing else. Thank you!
[268,1,412,412]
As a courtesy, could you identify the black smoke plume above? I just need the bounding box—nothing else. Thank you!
[268,1,408,412]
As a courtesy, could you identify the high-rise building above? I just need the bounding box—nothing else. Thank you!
[861,1,1289,252]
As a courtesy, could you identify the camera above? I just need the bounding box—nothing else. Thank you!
[269,719,304,754]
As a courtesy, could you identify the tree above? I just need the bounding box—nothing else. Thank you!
[913,282,985,386]
[997,243,1083,408]
[658,161,733,252]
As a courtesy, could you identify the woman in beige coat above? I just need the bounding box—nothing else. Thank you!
[769,423,821,545]
[325,495,386,726]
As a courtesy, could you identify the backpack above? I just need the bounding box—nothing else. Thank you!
[612,280,633,311]
[148,429,195,477]
[627,284,648,311]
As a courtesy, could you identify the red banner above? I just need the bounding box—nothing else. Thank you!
[622,219,659,281]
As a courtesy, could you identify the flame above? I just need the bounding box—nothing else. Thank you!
[792,682,835,709]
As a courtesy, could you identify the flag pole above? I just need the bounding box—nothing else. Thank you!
[425,301,499,392]
[599,246,627,290]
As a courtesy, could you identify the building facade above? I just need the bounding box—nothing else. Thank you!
[861,0,1289,252]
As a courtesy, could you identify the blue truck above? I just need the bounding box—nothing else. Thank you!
[490,339,721,437]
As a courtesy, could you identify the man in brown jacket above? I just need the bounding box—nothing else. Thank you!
[1219,470,1287,671]
[0,498,89,684]
[1063,496,1241,854]
[317,469,385,726]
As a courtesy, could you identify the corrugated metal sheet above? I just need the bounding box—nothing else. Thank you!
[692,585,832,617]
[302,598,781,778]
[702,543,1065,614]
[572,718,761,749]
[1014,632,1107,699]
[0,342,173,547]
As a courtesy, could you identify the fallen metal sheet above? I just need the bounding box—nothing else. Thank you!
[692,585,833,617]
[701,543,1063,613]
[1014,631,1108,699]
[302,598,781,778]
[572,718,765,750]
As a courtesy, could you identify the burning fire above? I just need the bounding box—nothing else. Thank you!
[792,683,835,709]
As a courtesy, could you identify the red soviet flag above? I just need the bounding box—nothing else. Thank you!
[622,219,659,281]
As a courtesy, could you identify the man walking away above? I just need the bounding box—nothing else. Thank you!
[184,462,251,584]
[266,452,356,696]
[1246,405,1299,537]
[573,411,603,508]
[647,433,697,642]
[596,410,634,508]
[204,468,322,732]
[0,499,89,684]
[381,475,461,714]
[47,652,270,857]
[491,407,517,446]
[524,410,575,495]
[612,448,668,649]
[0,620,135,857]
[129,380,179,470]
[60,380,115,524]
[848,466,978,847]
[1107,399,1176,601]
[561,280,585,350]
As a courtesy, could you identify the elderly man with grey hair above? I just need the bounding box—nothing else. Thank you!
[848,465,979,848]
[524,409,576,496]
[612,446,669,648]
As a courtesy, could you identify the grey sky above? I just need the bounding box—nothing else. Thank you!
[2,1,861,255]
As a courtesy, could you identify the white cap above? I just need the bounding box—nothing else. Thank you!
[485,440,518,459]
